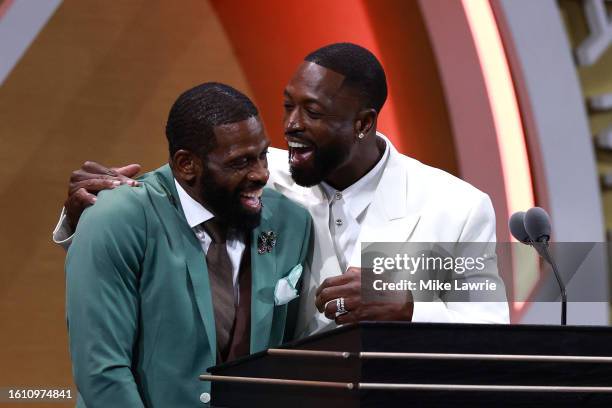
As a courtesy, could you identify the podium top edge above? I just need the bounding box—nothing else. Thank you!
[206,322,612,373]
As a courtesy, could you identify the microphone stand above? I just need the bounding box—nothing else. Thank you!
[533,240,567,326]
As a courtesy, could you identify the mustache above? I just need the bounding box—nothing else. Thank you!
[237,180,266,193]
[284,128,306,138]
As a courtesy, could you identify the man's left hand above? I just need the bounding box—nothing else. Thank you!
[315,267,414,325]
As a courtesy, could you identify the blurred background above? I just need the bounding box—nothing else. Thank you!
[0,0,611,404]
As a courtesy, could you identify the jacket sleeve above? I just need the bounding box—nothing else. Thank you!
[411,193,510,323]
[65,187,146,407]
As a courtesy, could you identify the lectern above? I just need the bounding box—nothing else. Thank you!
[201,322,612,407]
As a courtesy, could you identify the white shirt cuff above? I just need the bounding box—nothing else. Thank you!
[52,207,74,250]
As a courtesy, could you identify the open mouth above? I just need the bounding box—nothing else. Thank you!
[239,188,263,211]
[287,140,315,167]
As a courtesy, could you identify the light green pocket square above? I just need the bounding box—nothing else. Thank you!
[274,264,302,305]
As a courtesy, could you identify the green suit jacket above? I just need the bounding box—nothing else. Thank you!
[66,164,312,407]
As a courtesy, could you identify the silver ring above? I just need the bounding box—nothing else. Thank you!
[336,297,347,315]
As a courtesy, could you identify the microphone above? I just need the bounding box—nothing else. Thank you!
[509,207,567,325]
[524,207,551,243]
[509,211,530,244]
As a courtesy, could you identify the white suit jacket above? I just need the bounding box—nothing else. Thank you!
[266,133,509,337]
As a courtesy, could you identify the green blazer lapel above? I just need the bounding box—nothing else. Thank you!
[153,165,217,357]
[250,204,277,353]
[182,231,217,358]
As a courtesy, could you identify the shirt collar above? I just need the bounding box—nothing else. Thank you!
[320,138,390,219]
[174,179,214,228]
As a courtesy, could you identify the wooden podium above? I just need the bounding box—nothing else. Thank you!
[201,322,612,407]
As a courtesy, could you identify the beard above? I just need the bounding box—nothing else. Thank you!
[200,176,264,235]
[289,141,351,187]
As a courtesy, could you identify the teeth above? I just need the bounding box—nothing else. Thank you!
[242,189,263,198]
[288,141,309,148]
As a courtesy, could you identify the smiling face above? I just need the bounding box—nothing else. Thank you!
[199,116,270,231]
[283,62,364,187]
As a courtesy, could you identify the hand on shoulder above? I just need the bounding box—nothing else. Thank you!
[64,161,141,230]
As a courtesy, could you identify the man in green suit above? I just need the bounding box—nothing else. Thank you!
[66,82,312,407]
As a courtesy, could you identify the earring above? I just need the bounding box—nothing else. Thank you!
[358,132,365,139]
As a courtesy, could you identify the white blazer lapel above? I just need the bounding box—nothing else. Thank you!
[348,143,421,267]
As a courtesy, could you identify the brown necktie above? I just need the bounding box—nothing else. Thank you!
[203,219,236,359]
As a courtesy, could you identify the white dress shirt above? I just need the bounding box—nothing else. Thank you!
[174,180,245,303]
[320,142,390,272]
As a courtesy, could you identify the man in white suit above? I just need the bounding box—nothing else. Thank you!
[54,43,509,337]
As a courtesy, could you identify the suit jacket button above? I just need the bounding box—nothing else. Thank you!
[200,392,211,404]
